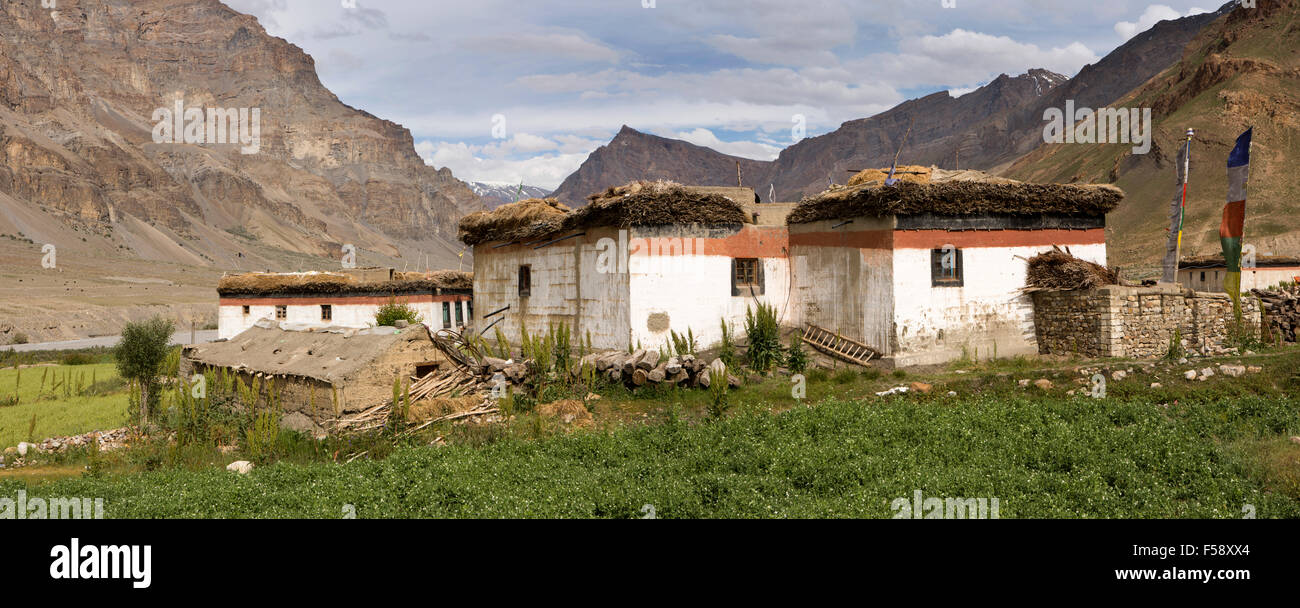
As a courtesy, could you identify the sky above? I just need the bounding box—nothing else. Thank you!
[222,0,1217,190]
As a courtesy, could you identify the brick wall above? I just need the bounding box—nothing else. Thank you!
[1032,284,1261,359]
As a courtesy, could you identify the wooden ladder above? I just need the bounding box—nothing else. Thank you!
[801,324,880,367]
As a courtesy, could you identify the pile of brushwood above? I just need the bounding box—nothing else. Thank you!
[1026,246,1119,290]
[1252,284,1300,343]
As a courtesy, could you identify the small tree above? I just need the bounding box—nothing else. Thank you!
[375,298,423,327]
[115,316,175,428]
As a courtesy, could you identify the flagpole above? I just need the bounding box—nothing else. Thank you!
[1170,128,1194,283]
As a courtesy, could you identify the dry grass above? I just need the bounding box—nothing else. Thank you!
[1026,247,1120,290]
[217,269,472,296]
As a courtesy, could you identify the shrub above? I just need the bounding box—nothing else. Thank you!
[10,333,28,345]
[61,352,96,366]
[669,328,698,357]
[707,365,730,419]
[744,303,782,373]
[375,298,423,327]
[786,334,809,374]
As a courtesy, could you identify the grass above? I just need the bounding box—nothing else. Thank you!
[5,357,1299,518]
[0,363,128,449]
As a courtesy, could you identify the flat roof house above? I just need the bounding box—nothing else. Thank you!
[786,167,1124,366]
[460,181,790,351]
[1178,255,1300,293]
[217,268,473,340]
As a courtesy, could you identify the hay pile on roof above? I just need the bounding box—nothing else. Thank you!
[847,165,932,187]
[787,167,1123,225]
[218,269,472,296]
[458,180,748,246]
[458,198,570,247]
[1026,248,1119,290]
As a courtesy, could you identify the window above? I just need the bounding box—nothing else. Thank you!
[731,258,764,296]
[320,305,332,322]
[519,265,532,297]
[930,248,964,287]
[275,305,287,320]
[442,302,452,329]
[242,305,250,316]
[455,300,464,327]
[1200,271,1206,282]
[466,300,473,321]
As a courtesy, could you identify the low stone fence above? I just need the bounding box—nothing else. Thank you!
[1032,284,1261,359]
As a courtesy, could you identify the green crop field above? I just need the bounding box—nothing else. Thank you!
[0,363,128,449]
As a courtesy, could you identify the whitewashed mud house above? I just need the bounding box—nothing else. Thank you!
[217,268,473,340]
[459,182,790,350]
[1178,254,1300,292]
[182,320,453,435]
[786,167,1123,366]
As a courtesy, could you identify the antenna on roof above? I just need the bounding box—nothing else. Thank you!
[736,161,743,187]
[884,117,915,186]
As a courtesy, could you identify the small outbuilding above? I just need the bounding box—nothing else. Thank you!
[181,320,453,435]
[786,167,1124,366]
[1178,254,1300,292]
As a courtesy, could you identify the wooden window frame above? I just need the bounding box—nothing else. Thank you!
[930,248,964,287]
[242,305,250,316]
[455,300,464,327]
[320,304,332,322]
[731,258,764,296]
[274,305,288,320]
[442,302,452,329]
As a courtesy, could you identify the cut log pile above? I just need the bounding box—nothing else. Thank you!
[575,350,741,389]
[1252,285,1300,343]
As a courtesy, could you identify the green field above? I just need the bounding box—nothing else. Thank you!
[0,363,128,449]
[7,378,1298,518]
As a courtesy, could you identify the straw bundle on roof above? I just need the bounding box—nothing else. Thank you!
[788,168,1123,225]
[457,181,748,246]
[218,270,473,296]
[1025,248,1119,290]
[457,198,570,247]
[847,165,932,187]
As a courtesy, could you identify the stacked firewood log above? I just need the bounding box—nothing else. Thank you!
[575,350,741,389]
[1252,285,1300,343]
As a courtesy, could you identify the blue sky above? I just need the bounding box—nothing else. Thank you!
[223,0,1216,189]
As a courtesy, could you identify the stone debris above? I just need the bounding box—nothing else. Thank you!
[1219,364,1246,378]
[1033,379,1053,390]
[1198,367,1215,381]
[1290,436,1300,445]
[909,382,932,394]
[1111,370,1127,381]
[946,391,957,397]
[876,386,910,397]
[1183,370,1198,380]
[1017,379,1031,387]
[226,461,255,474]
[1150,383,1162,389]
[1246,366,1262,374]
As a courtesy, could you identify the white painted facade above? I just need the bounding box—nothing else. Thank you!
[218,297,471,340]
[1178,266,1300,293]
[891,242,1106,366]
[472,224,790,352]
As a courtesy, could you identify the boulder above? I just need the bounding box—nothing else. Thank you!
[1183,370,1198,380]
[1219,365,1246,378]
[909,382,933,394]
[1033,379,1053,391]
[226,461,255,475]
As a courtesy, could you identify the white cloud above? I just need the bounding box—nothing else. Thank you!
[416,139,596,190]
[1115,5,1210,40]
[462,32,621,63]
[669,128,782,160]
[857,29,1100,89]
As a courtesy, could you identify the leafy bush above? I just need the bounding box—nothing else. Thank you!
[706,365,729,419]
[375,298,423,327]
[785,334,809,374]
[61,353,96,366]
[744,303,782,373]
[669,328,698,357]
[10,333,28,345]
[717,319,737,369]
[115,316,174,427]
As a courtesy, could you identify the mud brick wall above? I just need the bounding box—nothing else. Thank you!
[1032,284,1261,359]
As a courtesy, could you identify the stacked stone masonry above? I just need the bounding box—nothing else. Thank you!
[1032,284,1261,359]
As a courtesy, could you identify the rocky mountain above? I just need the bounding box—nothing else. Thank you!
[551,126,774,204]
[552,7,1226,204]
[1006,0,1300,276]
[468,182,552,210]
[0,0,479,273]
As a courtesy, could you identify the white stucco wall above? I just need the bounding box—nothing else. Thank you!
[1178,266,1300,293]
[471,227,631,350]
[219,299,469,340]
[788,217,896,353]
[891,242,1107,366]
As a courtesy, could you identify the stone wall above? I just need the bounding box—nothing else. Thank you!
[1032,284,1260,359]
